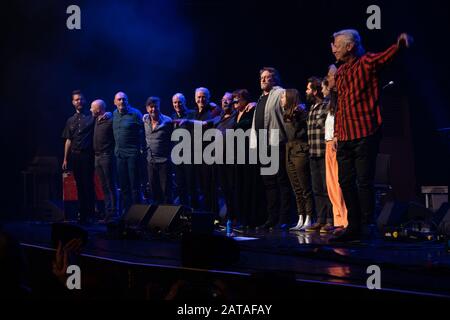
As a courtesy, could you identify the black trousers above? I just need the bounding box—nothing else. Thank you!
[285,141,314,218]
[310,157,333,224]
[147,160,172,204]
[218,163,235,220]
[337,131,380,233]
[195,164,218,215]
[174,163,198,208]
[261,144,291,225]
[95,153,117,217]
[72,151,95,222]
[235,163,265,227]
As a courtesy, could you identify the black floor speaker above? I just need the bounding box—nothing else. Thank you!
[120,205,215,236]
[377,201,408,231]
[434,203,450,236]
[147,205,185,233]
[377,201,434,232]
[123,204,155,228]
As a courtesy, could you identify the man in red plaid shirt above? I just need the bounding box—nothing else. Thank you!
[330,29,412,242]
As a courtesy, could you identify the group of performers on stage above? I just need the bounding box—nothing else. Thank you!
[62,29,412,242]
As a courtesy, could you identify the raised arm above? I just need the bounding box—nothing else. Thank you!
[365,33,412,71]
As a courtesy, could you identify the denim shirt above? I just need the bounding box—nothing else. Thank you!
[113,107,144,157]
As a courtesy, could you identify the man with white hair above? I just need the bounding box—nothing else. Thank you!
[330,29,412,242]
[192,87,220,215]
[171,93,198,207]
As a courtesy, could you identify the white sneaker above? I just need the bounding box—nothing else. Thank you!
[289,216,304,231]
[299,216,312,232]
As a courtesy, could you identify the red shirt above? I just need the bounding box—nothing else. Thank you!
[335,44,400,141]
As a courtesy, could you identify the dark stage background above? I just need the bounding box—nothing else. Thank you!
[1,0,449,218]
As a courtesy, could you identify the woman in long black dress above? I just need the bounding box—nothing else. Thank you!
[232,89,267,229]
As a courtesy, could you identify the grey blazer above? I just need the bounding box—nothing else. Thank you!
[250,86,286,148]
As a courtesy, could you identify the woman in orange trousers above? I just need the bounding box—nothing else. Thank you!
[322,66,348,229]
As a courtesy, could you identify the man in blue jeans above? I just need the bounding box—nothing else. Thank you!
[112,91,145,215]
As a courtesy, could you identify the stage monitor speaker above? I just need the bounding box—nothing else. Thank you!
[377,201,408,231]
[406,202,433,221]
[147,205,184,233]
[123,204,155,228]
[378,201,436,232]
[434,203,450,236]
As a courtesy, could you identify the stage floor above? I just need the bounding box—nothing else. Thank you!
[2,220,450,299]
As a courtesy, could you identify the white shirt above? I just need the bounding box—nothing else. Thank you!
[325,112,335,142]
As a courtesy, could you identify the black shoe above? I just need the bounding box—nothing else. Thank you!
[329,230,361,243]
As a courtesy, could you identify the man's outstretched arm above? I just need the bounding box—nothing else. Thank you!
[366,33,413,70]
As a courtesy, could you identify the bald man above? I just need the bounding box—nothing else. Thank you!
[91,99,117,222]
[112,92,144,215]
